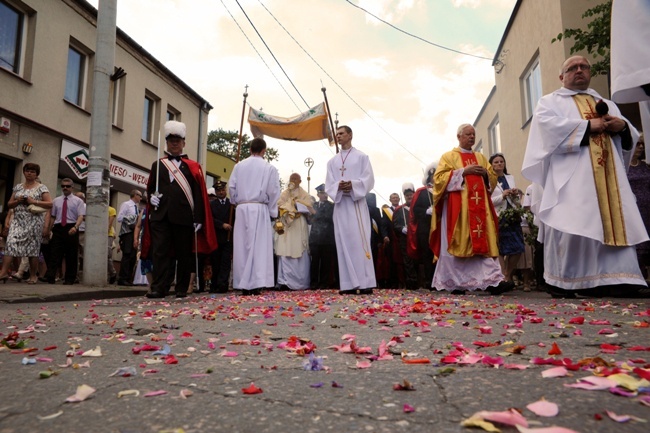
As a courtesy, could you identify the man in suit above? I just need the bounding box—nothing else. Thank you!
[209,180,234,293]
[144,120,217,298]
[309,184,337,289]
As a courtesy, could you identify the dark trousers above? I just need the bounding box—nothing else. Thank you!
[150,220,193,295]
[398,235,418,290]
[46,224,79,283]
[210,241,232,292]
[118,232,136,283]
[310,243,337,288]
[417,232,435,288]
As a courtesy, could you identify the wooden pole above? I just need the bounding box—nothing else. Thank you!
[235,85,249,162]
[321,86,339,154]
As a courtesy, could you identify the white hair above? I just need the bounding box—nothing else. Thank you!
[456,123,473,136]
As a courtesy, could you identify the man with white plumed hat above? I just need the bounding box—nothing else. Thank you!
[142,120,217,298]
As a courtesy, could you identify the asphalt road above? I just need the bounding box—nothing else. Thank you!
[0,289,648,433]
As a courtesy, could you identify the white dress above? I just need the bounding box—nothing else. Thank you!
[325,147,376,291]
[229,155,281,291]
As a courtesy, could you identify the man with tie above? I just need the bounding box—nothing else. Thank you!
[209,180,234,293]
[143,120,217,298]
[45,179,85,285]
[116,189,142,286]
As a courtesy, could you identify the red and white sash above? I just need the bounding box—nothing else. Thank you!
[161,158,194,211]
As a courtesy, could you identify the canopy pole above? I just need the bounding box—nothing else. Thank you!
[321,86,339,154]
[228,85,249,243]
[235,85,249,162]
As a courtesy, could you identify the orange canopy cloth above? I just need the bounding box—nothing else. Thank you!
[248,103,334,143]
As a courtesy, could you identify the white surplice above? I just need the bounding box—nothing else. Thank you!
[325,147,376,291]
[229,155,281,291]
[522,87,648,290]
[611,0,650,104]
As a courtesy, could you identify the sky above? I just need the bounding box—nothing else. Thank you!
[88,0,516,206]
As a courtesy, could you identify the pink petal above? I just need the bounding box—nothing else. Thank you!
[403,403,415,413]
[459,354,482,365]
[526,399,559,417]
[144,390,168,397]
[605,410,631,423]
[504,364,530,370]
[542,367,569,378]
[475,409,528,427]
[564,376,616,390]
[355,360,372,369]
[219,350,238,357]
[341,334,356,341]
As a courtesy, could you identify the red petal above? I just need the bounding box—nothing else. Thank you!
[548,342,562,355]
[242,383,263,394]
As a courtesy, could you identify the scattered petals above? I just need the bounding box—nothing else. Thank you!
[81,346,102,357]
[542,367,569,378]
[516,427,580,433]
[143,390,168,397]
[117,389,140,398]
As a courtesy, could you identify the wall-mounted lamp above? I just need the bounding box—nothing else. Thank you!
[22,142,33,154]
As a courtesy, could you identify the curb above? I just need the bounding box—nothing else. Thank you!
[0,288,148,304]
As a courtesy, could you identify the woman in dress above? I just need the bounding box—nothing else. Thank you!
[489,153,525,285]
[627,133,650,279]
[0,163,52,284]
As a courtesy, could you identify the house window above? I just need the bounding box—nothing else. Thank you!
[142,95,155,142]
[0,1,23,73]
[64,46,86,106]
[111,71,126,127]
[523,59,542,121]
[166,104,180,122]
[488,117,501,155]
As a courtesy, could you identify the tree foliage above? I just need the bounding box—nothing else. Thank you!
[552,1,611,77]
[207,128,279,162]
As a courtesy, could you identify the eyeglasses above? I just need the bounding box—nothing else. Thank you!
[61,185,72,189]
[564,64,591,74]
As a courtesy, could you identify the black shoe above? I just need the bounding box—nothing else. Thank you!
[339,290,356,295]
[175,293,188,298]
[359,288,373,295]
[117,280,133,286]
[606,284,650,299]
[63,281,74,285]
[450,289,466,295]
[240,288,261,296]
[487,281,514,295]
[145,292,166,299]
[108,275,117,284]
[546,285,576,299]
[47,278,56,284]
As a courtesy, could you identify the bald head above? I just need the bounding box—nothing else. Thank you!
[560,56,592,91]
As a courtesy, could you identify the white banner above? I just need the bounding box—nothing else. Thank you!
[60,140,149,188]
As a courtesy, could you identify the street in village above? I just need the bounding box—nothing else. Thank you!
[0,287,649,433]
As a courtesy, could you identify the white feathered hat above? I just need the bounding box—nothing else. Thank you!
[422,161,438,186]
[401,182,415,194]
[164,120,186,139]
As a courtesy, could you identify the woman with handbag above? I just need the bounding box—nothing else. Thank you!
[0,163,52,284]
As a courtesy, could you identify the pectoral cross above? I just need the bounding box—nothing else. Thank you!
[472,223,484,238]
[339,165,346,176]
[471,191,483,205]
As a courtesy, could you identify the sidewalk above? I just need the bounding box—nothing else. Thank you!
[0,279,148,304]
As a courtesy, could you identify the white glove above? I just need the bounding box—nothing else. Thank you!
[401,227,407,235]
[150,194,161,207]
[194,223,202,233]
[426,206,433,215]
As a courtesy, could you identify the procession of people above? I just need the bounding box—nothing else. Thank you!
[2,53,648,300]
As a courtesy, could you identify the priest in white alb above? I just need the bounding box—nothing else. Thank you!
[275,173,314,290]
[522,55,648,298]
[229,137,281,296]
[325,125,376,295]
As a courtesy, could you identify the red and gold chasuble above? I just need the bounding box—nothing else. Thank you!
[431,149,499,259]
